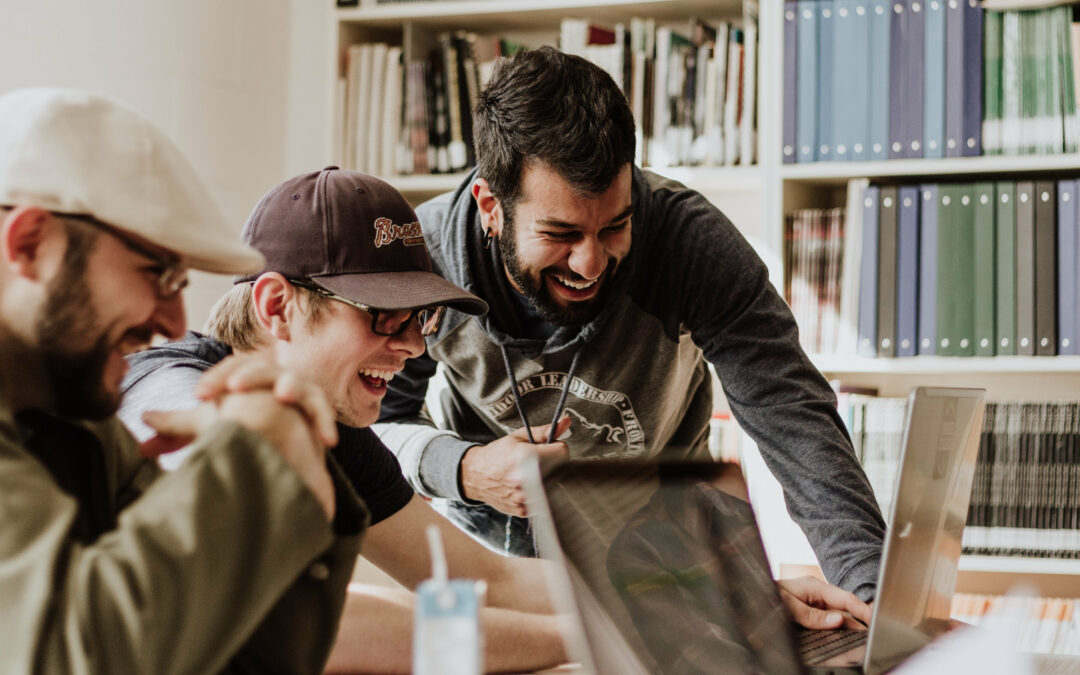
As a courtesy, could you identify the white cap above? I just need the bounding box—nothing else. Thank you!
[0,87,264,274]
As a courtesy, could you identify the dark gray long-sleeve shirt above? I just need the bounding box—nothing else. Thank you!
[375,167,885,599]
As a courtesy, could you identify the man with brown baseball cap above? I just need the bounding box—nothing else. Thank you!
[0,88,363,673]
[120,166,570,673]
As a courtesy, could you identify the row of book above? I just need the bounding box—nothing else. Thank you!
[333,10,761,177]
[783,1,1080,163]
[839,396,1080,559]
[335,32,490,178]
[784,207,846,354]
[952,593,1080,656]
[855,179,1080,358]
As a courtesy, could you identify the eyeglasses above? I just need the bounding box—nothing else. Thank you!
[289,279,446,337]
[58,212,189,299]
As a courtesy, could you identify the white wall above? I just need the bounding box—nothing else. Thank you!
[0,0,322,329]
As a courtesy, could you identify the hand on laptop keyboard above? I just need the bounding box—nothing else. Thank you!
[777,576,872,630]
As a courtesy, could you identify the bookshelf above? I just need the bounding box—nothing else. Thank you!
[329,0,1079,626]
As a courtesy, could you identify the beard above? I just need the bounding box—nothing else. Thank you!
[34,256,121,420]
[498,220,617,327]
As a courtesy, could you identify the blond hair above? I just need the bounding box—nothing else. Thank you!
[203,281,328,351]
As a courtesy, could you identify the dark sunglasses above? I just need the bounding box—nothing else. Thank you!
[289,279,446,337]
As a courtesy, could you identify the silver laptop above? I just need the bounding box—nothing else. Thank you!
[523,386,988,675]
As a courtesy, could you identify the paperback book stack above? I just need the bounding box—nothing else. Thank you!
[952,593,1080,656]
[783,208,846,355]
[838,396,1080,561]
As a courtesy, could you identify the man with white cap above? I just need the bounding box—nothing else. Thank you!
[0,87,365,673]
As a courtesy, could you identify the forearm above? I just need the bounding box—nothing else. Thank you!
[480,557,558,615]
[326,584,567,674]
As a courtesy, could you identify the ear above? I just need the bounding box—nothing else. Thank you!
[471,178,505,238]
[1,206,62,280]
[250,272,298,341]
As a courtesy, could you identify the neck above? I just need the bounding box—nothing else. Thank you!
[0,328,55,414]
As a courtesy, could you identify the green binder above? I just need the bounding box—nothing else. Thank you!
[974,182,997,356]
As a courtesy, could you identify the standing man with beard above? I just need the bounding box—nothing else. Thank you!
[0,88,364,673]
[375,47,887,603]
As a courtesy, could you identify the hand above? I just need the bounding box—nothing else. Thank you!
[193,354,338,447]
[777,576,872,630]
[141,360,337,521]
[460,417,571,516]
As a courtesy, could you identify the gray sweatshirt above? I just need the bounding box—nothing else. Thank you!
[375,166,885,600]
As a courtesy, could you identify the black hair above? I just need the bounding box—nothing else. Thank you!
[473,46,636,218]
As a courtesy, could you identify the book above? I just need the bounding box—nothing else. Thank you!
[868,0,893,159]
[923,0,947,158]
[1034,181,1058,355]
[796,0,819,162]
[995,181,1018,354]
[918,183,939,355]
[740,3,759,166]
[973,182,997,356]
[895,186,920,356]
[858,185,881,357]
[954,184,977,355]
[818,0,836,161]
[982,9,1004,155]
[877,185,899,356]
[936,184,961,355]
[888,0,908,159]
[944,0,965,156]
[960,0,984,155]
[783,1,799,163]
[904,0,926,157]
[1059,178,1080,355]
[832,0,857,162]
[1015,181,1037,355]
[839,178,871,353]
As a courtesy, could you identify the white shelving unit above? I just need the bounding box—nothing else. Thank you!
[330,0,1079,599]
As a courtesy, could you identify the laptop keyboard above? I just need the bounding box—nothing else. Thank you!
[798,628,869,665]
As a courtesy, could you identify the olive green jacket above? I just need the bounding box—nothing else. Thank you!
[0,395,368,674]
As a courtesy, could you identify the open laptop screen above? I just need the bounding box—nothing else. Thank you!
[530,460,804,675]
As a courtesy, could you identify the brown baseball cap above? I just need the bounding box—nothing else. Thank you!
[237,167,486,315]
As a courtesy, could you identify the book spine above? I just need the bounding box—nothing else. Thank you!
[896,186,920,356]
[1034,181,1058,355]
[918,183,939,354]
[1015,181,1037,355]
[877,185,899,356]
[858,185,881,356]
[995,181,1018,354]
[973,182,998,356]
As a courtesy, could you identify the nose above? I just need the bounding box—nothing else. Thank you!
[568,236,607,281]
[151,293,187,340]
[390,320,427,358]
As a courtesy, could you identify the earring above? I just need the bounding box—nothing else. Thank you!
[483,229,494,249]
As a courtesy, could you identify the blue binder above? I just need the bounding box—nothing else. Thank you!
[923,0,946,159]
[904,0,925,158]
[918,184,939,355]
[817,0,836,161]
[832,0,858,162]
[868,0,892,160]
[783,1,799,163]
[888,0,908,159]
[796,0,819,162]
[961,0,983,156]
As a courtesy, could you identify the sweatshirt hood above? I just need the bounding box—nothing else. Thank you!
[122,331,231,394]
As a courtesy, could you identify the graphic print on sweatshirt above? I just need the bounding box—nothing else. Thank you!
[483,372,645,458]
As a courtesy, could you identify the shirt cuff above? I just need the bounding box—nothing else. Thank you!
[417,435,479,501]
